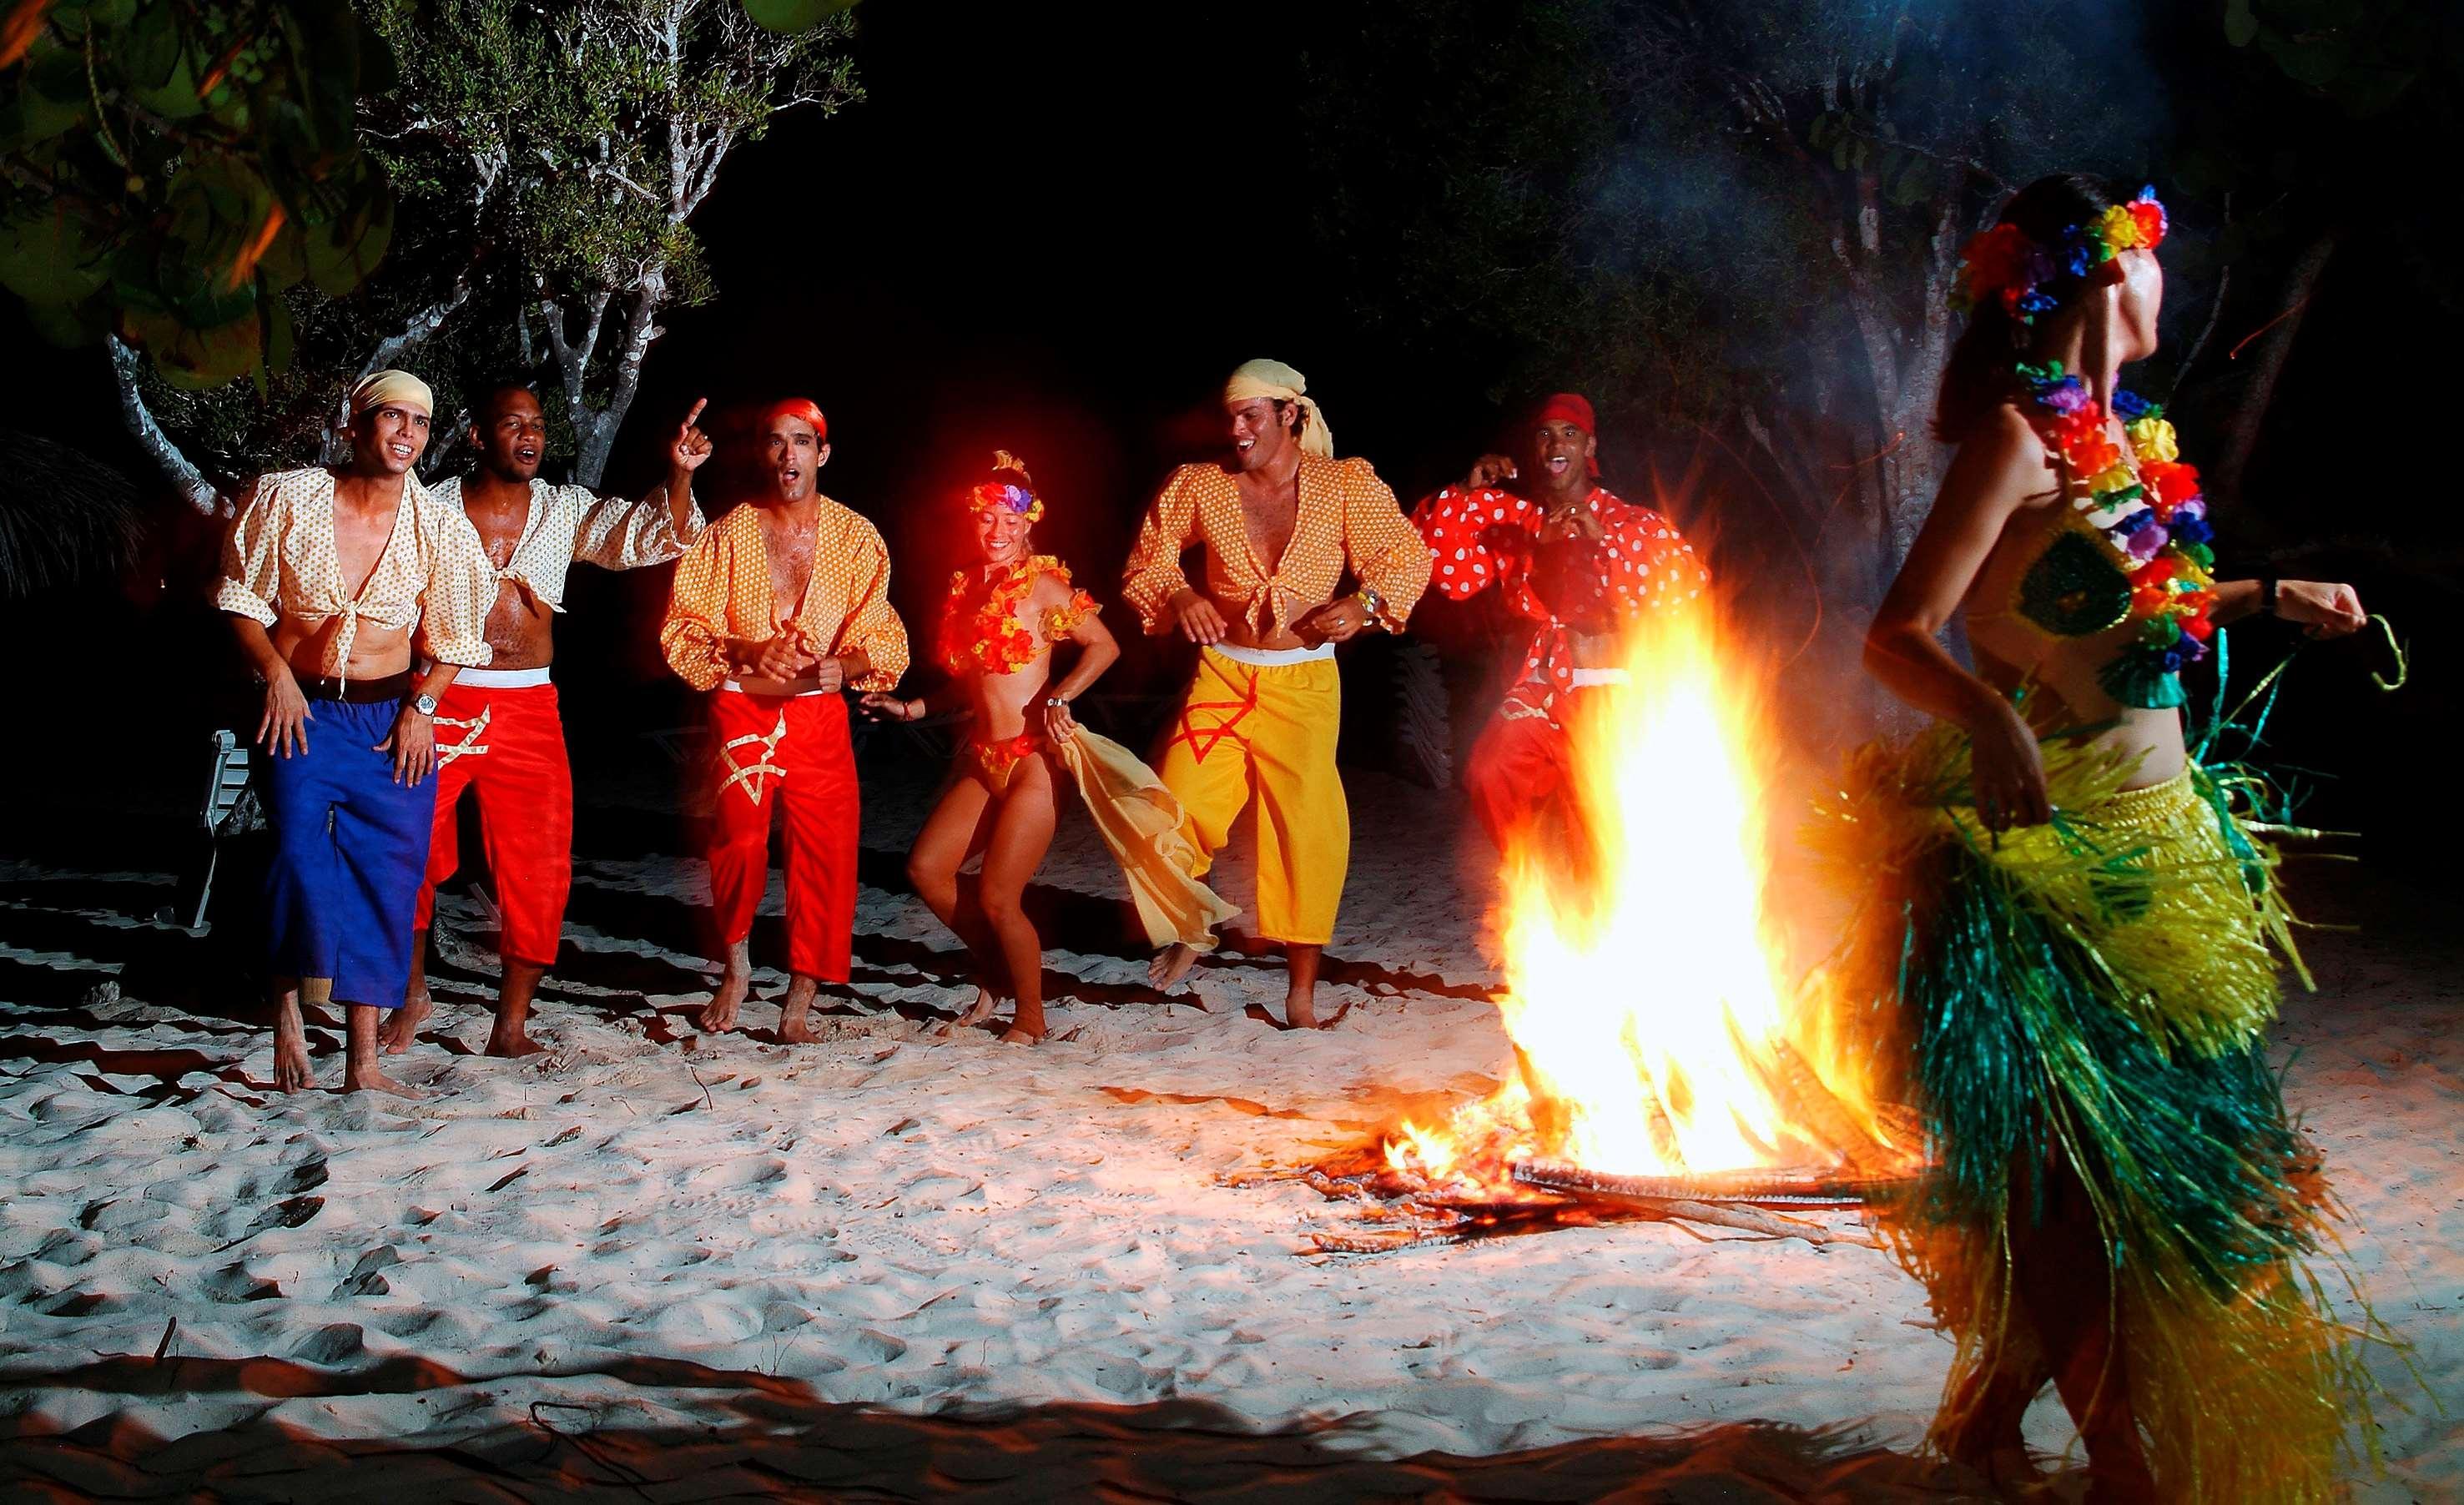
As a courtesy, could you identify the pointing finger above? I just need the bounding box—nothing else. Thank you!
[683,398,708,428]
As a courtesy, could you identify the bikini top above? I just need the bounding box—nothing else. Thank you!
[2004,378,2218,710]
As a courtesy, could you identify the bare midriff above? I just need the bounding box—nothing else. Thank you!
[1964,505,2186,790]
[273,617,413,684]
[481,584,556,670]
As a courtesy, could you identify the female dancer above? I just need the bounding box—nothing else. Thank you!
[865,456,1231,1042]
[1849,174,2371,1501]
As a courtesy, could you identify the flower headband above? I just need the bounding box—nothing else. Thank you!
[965,450,1043,523]
[1953,187,2168,325]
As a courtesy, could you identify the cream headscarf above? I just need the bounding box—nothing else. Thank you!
[350,369,435,417]
[1222,358,1333,458]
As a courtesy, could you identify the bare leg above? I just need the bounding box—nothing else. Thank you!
[779,973,822,1044]
[904,774,1010,1023]
[342,1003,422,1097]
[976,760,1059,1044]
[701,938,753,1033]
[1282,943,1325,1029]
[487,959,549,1058]
[383,935,432,1054]
[2012,1160,2154,1500]
[1938,1306,2052,1488]
[272,979,314,1091]
[1147,942,1202,991]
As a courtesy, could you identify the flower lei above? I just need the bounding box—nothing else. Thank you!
[1955,188,2168,325]
[938,556,1094,677]
[2020,360,2216,709]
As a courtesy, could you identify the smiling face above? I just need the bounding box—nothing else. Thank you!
[766,415,829,502]
[1226,396,1297,473]
[972,500,1032,566]
[350,402,431,476]
[473,386,547,483]
[1529,417,1595,501]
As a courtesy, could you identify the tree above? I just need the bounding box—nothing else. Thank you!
[1301,0,2166,602]
[104,0,859,506]
[2,0,396,395]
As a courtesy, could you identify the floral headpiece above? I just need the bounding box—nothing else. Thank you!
[1953,187,2168,325]
[965,450,1043,523]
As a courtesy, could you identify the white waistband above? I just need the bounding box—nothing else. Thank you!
[455,665,553,688]
[1567,666,1630,688]
[1206,641,1336,667]
[723,677,833,697]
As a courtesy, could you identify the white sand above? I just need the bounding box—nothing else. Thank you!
[0,770,2452,1497]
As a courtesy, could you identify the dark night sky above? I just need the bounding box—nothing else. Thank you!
[5,3,2456,870]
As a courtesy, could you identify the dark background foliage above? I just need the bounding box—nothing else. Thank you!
[3,0,2456,879]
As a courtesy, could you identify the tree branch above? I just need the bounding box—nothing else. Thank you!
[107,337,221,516]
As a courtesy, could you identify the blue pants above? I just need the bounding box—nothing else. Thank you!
[260,699,437,1009]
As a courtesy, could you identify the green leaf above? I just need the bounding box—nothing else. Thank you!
[0,204,114,304]
[740,0,859,34]
[2225,0,2258,46]
[260,283,295,373]
[124,302,265,388]
[302,183,393,295]
[15,44,92,143]
[19,297,103,348]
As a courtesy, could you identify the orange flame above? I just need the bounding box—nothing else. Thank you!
[1385,598,1875,1193]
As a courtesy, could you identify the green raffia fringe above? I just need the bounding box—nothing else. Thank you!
[1811,715,2393,1502]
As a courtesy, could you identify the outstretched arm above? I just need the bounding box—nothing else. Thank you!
[1864,406,2058,830]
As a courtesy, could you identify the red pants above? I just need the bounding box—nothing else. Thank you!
[414,680,572,967]
[707,687,858,982]
[1464,688,1600,853]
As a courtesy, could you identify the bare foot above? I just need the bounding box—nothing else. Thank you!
[381,991,431,1055]
[1283,989,1323,1029]
[485,1023,546,1058]
[778,976,821,1044]
[942,985,1001,1032]
[701,945,752,1033]
[341,1061,426,1099]
[998,1024,1045,1045]
[274,995,315,1092]
[1147,943,1200,991]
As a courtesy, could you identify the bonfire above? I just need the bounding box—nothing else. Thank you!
[1236,601,1926,1252]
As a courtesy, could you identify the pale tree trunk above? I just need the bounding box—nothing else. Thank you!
[107,337,223,516]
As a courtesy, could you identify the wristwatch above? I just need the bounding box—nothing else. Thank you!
[2260,576,2280,617]
[1355,583,1388,629]
[1044,696,1072,708]
[411,692,440,716]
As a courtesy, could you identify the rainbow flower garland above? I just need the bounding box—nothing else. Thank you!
[2020,360,2216,709]
[1956,188,2169,325]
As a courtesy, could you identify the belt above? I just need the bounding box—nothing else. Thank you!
[1207,641,1335,667]
[723,676,833,697]
[456,664,553,688]
[297,670,413,704]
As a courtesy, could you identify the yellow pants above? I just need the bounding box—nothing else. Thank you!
[1152,647,1346,945]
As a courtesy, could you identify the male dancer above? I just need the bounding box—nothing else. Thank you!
[1124,359,1430,1027]
[386,382,713,1058]
[217,370,495,1095]
[1413,393,1709,851]
[661,399,908,1042]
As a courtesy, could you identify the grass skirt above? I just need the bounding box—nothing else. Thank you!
[1815,725,2376,1502]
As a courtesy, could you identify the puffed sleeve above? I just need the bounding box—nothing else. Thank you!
[1607,506,1712,618]
[214,474,282,624]
[659,523,734,692]
[1413,484,1526,603]
[417,505,496,668]
[571,483,703,571]
[830,519,908,692]
[1339,460,1433,631]
[1120,469,1200,636]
